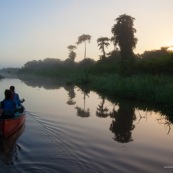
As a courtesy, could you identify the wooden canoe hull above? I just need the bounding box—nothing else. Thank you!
[0,113,25,138]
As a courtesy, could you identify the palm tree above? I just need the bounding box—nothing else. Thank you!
[67,45,77,51]
[67,45,77,61]
[75,87,90,118]
[76,34,91,59]
[97,37,110,59]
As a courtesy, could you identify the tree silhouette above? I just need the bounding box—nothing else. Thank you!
[67,45,77,51]
[67,45,77,61]
[69,51,76,61]
[111,14,137,64]
[76,34,91,59]
[97,37,110,59]
[109,101,136,143]
[75,106,90,118]
[64,85,76,105]
[75,87,90,118]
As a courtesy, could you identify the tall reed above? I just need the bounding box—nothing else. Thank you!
[88,74,173,107]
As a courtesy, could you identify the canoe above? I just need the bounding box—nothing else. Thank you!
[0,124,25,164]
[0,113,25,138]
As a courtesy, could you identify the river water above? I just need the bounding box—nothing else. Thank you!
[0,76,173,173]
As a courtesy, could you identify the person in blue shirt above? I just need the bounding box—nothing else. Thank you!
[10,86,25,107]
[10,86,25,113]
[0,89,17,118]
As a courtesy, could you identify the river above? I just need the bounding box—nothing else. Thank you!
[0,76,173,173]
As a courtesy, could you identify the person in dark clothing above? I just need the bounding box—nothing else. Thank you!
[0,89,17,118]
[10,86,25,107]
[10,86,25,113]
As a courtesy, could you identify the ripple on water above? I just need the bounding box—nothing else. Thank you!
[7,111,173,173]
[14,112,98,173]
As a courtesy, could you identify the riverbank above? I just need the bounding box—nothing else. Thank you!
[2,67,173,109]
[18,71,173,108]
[75,73,173,108]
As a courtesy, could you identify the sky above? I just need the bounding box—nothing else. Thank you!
[0,0,173,68]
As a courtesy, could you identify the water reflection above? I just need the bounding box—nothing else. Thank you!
[96,96,109,118]
[156,113,172,134]
[64,85,76,105]
[18,76,173,140]
[19,75,61,89]
[0,125,25,165]
[75,87,90,118]
[109,101,136,143]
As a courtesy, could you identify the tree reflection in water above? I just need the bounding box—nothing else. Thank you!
[157,116,172,135]
[17,76,173,138]
[109,101,136,143]
[75,107,90,118]
[96,96,109,118]
[75,87,90,118]
[136,108,173,135]
[64,85,76,105]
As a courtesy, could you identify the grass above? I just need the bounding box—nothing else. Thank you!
[18,67,173,108]
[76,74,173,108]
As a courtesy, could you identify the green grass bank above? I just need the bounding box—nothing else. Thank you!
[75,73,173,108]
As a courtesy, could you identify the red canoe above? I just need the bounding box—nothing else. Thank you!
[0,113,25,138]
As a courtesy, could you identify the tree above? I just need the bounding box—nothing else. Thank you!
[111,14,137,63]
[110,36,118,51]
[75,87,90,118]
[69,51,76,61]
[64,85,76,105]
[76,34,91,59]
[109,101,136,143]
[97,37,110,59]
[67,45,77,51]
[67,45,77,61]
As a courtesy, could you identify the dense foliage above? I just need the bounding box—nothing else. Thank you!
[111,14,137,62]
[19,48,173,76]
[110,14,138,74]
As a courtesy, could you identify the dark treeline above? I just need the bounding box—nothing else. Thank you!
[19,57,96,77]
[19,48,173,76]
